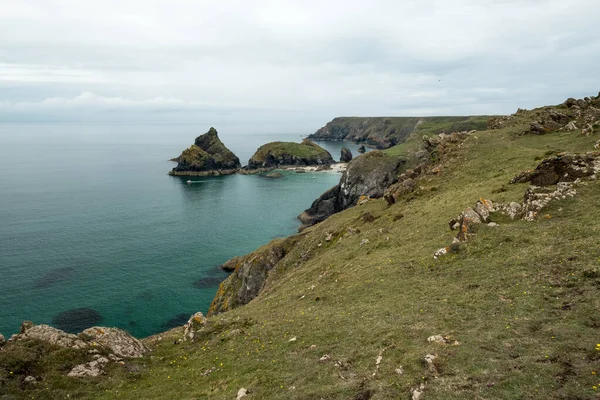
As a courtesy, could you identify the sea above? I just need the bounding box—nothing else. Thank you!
[0,122,366,338]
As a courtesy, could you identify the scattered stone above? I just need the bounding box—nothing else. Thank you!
[236,388,249,399]
[340,147,353,163]
[427,335,450,344]
[309,344,317,350]
[433,247,449,259]
[68,357,109,378]
[81,327,148,358]
[319,354,331,362]
[17,324,88,349]
[325,233,333,242]
[357,195,370,206]
[182,312,207,342]
[360,239,370,246]
[0,333,5,347]
[488,222,499,227]
[24,376,36,384]
[395,366,404,375]
[346,227,359,235]
[412,384,425,400]
[288,336,297,342]
[595,140,600,150]
[424,353,438,373]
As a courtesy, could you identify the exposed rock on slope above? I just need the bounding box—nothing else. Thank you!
[169,127,241,176]
[245,139,334,171]
[298,151,404,228]
[208,236,300,315]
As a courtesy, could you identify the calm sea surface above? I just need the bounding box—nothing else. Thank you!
[0,123,366,337]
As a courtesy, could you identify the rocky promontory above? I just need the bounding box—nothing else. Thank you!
[244,139,334,172]
[309,116,489,149]
[169,127,241,176]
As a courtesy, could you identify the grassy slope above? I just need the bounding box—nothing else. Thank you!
[3,113,600,399]
[248,140,332,165]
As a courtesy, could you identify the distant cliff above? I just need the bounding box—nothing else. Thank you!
[309,116,489,149]
[245,139,334,170]
[169,127,241,176]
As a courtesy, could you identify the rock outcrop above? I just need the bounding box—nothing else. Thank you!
[340,147,353,163]
[182,312,207,341]
[510,153,600,186]
[245,139,334,171]
[68,356,109,378]
[298,151,404,228]
[80,327,149,358]
[357,145,366,154]
[15,322,88,349]
[209,236,300,315]
[0,333,5,347]
[169,127,241,176]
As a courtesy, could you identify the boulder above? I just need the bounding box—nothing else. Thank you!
[80,327,148,358]
[68,357,109,378]
[24,376,36,384]
[182,312,207,341]
[0,333,4,347]
[340,147,353,163]
[357,145,366,154]
[563,121,578,131]
[16,323,88,349]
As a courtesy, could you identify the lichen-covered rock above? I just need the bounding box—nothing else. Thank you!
[169,127,241,176]
[340,147,353,163]
[298,151,403,228]
[16,324,88,349]
[510,153,600,186]
[81,327,148,358]
[182,312,207,341]
[0,333,5,347]
[67,356,109,378]
[209,236,299,315]
[246,140,334,170]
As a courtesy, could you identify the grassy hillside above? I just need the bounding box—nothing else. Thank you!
[2,99,600,399]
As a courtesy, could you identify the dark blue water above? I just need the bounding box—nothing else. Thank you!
[0,123,365,338]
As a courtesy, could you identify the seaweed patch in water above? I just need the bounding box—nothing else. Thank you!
[33,266,77,289]
[161,313,190,330]
[52,308,103,333]
[193,276,225,289]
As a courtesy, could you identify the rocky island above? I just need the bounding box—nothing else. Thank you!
[244,139,335,172]
[169,127,241,176]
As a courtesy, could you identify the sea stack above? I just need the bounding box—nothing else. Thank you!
[245,139,334,172]
[169,127,241,176]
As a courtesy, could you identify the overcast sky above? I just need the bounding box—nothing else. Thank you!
[0,0,598,131]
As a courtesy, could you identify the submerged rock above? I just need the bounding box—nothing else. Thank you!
[80,327,148,358]
[52,308,103,334]
[160,313,190,330]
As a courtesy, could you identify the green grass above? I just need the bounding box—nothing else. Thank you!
[2,109,600,399]
[249,140,332,162]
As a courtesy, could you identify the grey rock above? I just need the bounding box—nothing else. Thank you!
[0,333,5,347]
[563,121,578,131]
[16,324,88,349]
[68,357,109,378]
[81,327,148,358]
[24,376,36,383]
[182,312,207,342]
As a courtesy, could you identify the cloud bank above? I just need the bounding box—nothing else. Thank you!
[1,0,599,128]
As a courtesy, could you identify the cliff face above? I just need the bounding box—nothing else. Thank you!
[208,236,300,315]
[309,116,490,149]
[169,127,241,176]
[246,139,334,170]
[298,151,404,228]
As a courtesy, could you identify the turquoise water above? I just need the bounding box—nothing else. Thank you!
[0,123,364,338]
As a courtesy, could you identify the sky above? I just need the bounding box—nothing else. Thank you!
[0,0,598,132]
